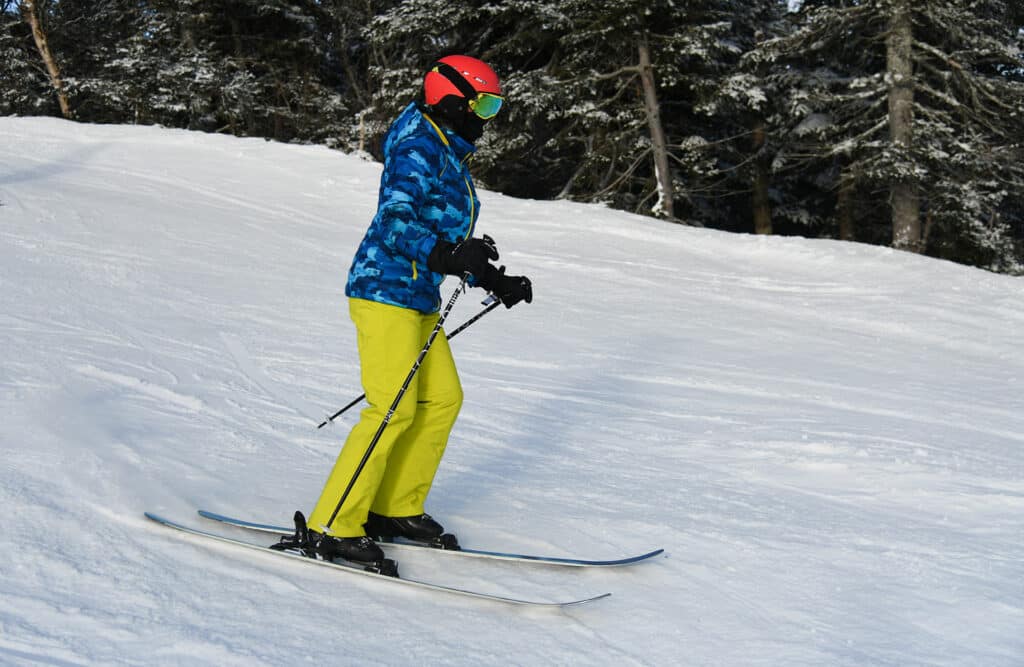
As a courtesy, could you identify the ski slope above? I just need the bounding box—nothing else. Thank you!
[1,116,1022,666]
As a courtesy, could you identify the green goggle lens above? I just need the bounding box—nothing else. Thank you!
[468,93,504,119]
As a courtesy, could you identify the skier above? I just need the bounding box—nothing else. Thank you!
[305,55,533,565]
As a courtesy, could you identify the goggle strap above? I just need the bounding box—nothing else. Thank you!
[432,61,483,101]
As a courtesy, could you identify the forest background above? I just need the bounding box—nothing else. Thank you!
[3,0,1024,273]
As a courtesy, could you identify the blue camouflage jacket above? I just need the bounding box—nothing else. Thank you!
[346,102,480,313]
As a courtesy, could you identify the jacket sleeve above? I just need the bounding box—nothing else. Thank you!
[375,136,443,265]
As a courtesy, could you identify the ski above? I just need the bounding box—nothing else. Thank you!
[146,513,609,607]
[197,509,665,567]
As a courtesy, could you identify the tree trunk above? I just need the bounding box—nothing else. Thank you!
[887,0,921,252]
[751,121,772,235]
[637,38,675,220]
[20,0,72,119]
[837,170,855,241]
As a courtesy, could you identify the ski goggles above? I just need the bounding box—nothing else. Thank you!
[468,92,504,120]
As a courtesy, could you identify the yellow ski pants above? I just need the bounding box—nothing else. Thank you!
[307,298,463,537]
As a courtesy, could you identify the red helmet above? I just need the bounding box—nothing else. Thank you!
[423,55,502,106]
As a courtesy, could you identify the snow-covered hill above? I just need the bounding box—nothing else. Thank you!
[1,117,1022,666]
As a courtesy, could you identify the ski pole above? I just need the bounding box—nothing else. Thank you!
[316,294,500,429]
[325,276,469,529]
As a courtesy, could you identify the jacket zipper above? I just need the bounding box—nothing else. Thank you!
[417,112,477,277]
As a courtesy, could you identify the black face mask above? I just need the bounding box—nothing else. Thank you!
[459,113,488,143]
[428,95,488,144]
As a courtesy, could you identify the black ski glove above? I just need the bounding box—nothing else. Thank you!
[480,265,533,309]
[426,234,499,279]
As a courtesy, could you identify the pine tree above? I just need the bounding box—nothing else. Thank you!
[46,0,157,124]
[681,0,790,234]
[181,0,343,141]
[749,0,1024,271]
[360,0,568,195]
[4,0,71,117]
[365,0,763,222]
[0,1,50,116]
[3,0,1019,272]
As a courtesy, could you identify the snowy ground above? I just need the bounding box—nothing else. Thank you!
[1,116,1022,666]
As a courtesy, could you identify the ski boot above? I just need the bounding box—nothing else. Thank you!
[365,512,460,550]
[272,511,398,576]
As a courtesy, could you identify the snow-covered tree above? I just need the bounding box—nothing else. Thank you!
[3,1,351,142]
[0,0,51,116]
[0,0,73,118]
[749,0,1024,271]
[679,0,789,235]
[18,0,71,118]
[172,0,346,142]
[364,0,769,222]
[2,0,1020,272]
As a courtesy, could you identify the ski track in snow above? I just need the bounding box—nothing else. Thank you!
[1,117,1023,666]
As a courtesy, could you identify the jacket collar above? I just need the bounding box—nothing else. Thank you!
[412,102,476,161]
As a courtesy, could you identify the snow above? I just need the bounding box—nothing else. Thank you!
[1,116,1023,666]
